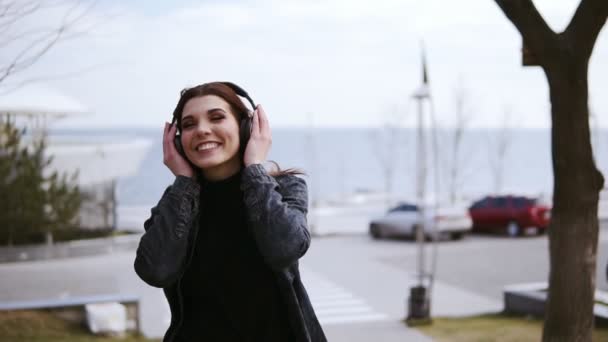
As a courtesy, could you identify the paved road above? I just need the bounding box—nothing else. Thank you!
[0,237,434,341]
[374,229,608,299]
[2,228,607,341]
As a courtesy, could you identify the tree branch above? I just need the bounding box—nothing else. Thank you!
[0,0,98,86]
[0,26,66,83]
[0,1,41,35]
[566,0,608,58]
[494,0,559,65]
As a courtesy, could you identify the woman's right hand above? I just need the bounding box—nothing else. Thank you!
[163,122,195,179]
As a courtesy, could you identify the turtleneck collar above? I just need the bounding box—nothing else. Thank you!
[201,168,242,192]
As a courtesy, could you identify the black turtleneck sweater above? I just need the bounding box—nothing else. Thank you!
[175,170,294,341]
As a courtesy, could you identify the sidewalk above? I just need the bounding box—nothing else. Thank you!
[325,320,433,342]
[0,234,141,263]
[299,235,503,342]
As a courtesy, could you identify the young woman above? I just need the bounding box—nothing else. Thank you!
[134,82,326,342]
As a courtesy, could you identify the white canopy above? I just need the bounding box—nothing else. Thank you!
[0,84,88,118]
[46,137,153,187]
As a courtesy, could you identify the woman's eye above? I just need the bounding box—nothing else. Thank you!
[211,116,224,121]
[181,122,193,129]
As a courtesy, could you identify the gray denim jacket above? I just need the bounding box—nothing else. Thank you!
[134,164,327,342]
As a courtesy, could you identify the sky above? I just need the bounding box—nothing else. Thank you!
[3,0,607,129]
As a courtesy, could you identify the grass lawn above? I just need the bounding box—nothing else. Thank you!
[0,310,159,342]
[415,313,608,342]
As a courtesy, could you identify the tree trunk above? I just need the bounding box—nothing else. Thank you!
[45,231,53,246]
[542,57,604,342]
[492,1,607,340]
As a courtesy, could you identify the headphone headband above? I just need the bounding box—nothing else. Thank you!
[220,81,256,111]
[171,81,256,126]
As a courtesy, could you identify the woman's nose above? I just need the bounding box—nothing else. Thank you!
[194,122,212,136]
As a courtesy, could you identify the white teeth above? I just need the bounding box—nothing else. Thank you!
[196,142,219,151]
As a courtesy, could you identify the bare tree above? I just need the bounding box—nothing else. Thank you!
[370,104,404,207]
[487,106,513,194]
[0,0,98,89]
[446,79,475,203]
[495,1,607,341]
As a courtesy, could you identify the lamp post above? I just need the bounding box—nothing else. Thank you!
[406,48,433,325]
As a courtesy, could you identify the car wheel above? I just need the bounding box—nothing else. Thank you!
[526,226,539,235]
[450,232,465,240]
[506,221,521,237]
[370,224,383,239]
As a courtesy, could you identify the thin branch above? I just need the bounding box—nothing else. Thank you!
[0,23,89,50]
[0,25,67,83]
[566,0,608,58]
[0,1,40,19]
[0,0,98,85]
[0,61,115,96]
[0,1,18,19]
[494,0,559,65]
[0,1,41,34]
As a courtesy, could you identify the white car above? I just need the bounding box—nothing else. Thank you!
[369,202,472,240]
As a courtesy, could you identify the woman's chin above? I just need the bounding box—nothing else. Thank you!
[192,156,235,170]
[188,152,241,174]
[192,159,219,170]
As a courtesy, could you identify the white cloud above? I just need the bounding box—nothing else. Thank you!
[4,0,607,129]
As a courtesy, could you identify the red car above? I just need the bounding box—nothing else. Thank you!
[468,195,551,236]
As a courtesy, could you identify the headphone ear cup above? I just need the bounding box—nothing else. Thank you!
[239,116,252,154]
[174,133,187,159]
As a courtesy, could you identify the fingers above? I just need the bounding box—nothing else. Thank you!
[163,122,169,158]
[257,105,270,137]
[251,106,260,136]
[163,122,178,160]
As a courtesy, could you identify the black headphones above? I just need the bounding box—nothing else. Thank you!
[171,82,256,162]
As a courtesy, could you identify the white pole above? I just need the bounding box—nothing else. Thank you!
[416,96,427,287]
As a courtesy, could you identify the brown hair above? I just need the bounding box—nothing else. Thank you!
[172,82,305,178]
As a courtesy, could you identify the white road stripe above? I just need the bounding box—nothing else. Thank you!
[313,298,366,308]
[309,293,354,301]
[316,307,372,315]
[319,313,389,325]
[301,268,389,325]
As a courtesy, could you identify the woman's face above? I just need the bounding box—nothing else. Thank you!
[180,95,242,179]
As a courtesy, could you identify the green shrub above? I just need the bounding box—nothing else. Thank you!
[0,119,82,246]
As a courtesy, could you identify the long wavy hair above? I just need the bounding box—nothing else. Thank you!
[172,82,304,178]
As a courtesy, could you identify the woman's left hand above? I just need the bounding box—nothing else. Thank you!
[244,104,272,167]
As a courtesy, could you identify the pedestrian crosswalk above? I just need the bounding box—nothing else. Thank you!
[300,268,389,325]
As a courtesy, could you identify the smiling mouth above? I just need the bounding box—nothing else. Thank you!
[195,142,221,152]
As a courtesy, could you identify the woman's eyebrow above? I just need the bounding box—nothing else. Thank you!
[207,108,226,115]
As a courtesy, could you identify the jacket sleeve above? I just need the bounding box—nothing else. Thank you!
[134,176,200,288]
[240,163,311,271]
